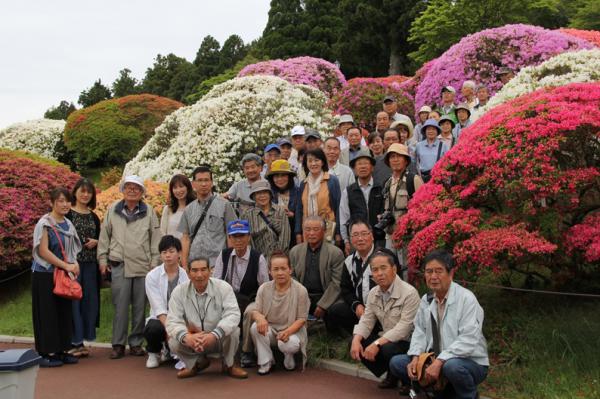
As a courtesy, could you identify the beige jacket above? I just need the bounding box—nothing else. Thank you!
[97,200,162,277]
[353,275,420,343]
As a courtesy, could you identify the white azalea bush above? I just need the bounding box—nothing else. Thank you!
[124,75,335,190]
[473,49,600,121]
[0,119,66,160]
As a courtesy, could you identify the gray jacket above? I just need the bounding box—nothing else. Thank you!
[166,278,241,344]
[407,282,489,366]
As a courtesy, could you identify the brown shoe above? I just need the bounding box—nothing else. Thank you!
[225,365,248,379]
[129,346,146,356]
[176,357,211,379]
[110,345,125,359]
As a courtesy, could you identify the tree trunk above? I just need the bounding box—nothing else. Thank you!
[388,44,402,75]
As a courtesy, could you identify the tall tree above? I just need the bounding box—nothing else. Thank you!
[78,79,112,108]
[111,68,140,97]
[194,35,222,82]
[44,100,76,120]
[570,0,600,30]
[141,53,196,102]
[218,35,247,73]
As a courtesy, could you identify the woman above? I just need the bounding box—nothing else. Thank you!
[295,148,341,245]
[31,187,82,367]
[391,120,414,147]
[66,178,101,357]
[241,180,291,257]
[250,250,309,375]
[160,174,195,239]
[367,133,384,158]
[266,159,299,247]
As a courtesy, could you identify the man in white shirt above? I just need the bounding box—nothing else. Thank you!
[324,137,355,191]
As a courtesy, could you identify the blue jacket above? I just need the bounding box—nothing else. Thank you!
[295,173,341,236]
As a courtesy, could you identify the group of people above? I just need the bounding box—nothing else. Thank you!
[30,85,492,398]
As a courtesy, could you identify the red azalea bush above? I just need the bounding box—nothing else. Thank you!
[328,77,414,131]
[0,149,81,272]
[393,82,600,286]
[558,28,600,48]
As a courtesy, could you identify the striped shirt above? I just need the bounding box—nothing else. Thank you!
[241,204,291,257]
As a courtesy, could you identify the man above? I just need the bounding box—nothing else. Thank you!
[340,126,369,166]
[461,80,478,110]
[382,144,423,272]
[374,111,391,135]
[224,153,264,214]
[350,248,420,388]
[261,143,281,177]
[289,125,305,174]
[498,67,515,85]
[98,175,162,360]
[335,114,355,151]
[453,103,472,140]
[250,251,310,374]
[413,106,432,146]
[179,165,236,268]
[304,129,323,151]
[339,150,385,255]
[373,128,400,186]
[289,216,344,331]
[383,96,410,122]
[389,249,489,398]
[277,137,293,161]
[213,219,269,368]
[438,116,457,149]
[324,136,355,191]
[166,257,248,379]
[474,84,489,110]
[438,86,458,124]
[327,219,376,334]
[144,235,189,368]
[415,120,449,183]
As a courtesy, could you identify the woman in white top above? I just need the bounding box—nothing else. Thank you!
[160,174,195,239]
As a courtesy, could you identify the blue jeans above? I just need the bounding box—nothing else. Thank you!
[71,261,99,345]
[389,354,488,399]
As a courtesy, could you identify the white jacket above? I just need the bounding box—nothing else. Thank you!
[407,282,489,366]
[145,264,189,321]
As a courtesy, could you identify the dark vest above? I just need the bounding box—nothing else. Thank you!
[347,181,385,241]
[220,248,261,299]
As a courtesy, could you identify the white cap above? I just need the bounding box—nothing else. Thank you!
[338,114,354,125]
[119,175,146,194]
[291,125,305,136]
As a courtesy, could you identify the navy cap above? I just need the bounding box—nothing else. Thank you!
[264,143,281,153]
[227,220,250,235]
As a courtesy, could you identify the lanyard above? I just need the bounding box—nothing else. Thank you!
[192,293,212,331]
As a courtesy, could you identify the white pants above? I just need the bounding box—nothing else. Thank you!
[250,323,300,366]
[168,326,239,369]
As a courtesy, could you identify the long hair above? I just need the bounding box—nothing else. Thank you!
[71,178,96,209]
[169,174,196,212]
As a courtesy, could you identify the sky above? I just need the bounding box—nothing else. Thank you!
[0,0,271,129]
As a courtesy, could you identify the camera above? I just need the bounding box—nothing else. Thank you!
[374,211,395,231]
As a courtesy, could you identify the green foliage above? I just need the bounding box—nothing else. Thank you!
[63,94,182,168]
[408,0,572,65]
[570,0,600,30]
[184,54,261,104]
[43,100,76,120]
[111,68,140,97]
[218,34,248,72]
[194,35,222,81]
[78,79,112,108]
[141,53,197,102]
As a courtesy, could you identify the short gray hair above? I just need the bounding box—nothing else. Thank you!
[462,80,476,89]
[240,153,262,168]
[303,215,326,230]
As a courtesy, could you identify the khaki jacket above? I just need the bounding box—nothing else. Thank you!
[97,200,162,277]
[354,275,420,343]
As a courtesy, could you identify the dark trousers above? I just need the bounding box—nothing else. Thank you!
[327,301,358,335]
[72,261,99,344]
[143,319,167,354]
[32,271,72,355]
[361,332,410,378]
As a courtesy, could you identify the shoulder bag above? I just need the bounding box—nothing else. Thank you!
[49,224,83,301]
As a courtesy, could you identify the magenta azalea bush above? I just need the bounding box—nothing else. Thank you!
[415,24,594,110]
[394,82,600,287]
[328,77,414,130]
[238,56,346,97]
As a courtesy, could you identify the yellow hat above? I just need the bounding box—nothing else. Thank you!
[266,159,296,177]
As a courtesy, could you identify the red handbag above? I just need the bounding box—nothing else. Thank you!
[49,224,83,300]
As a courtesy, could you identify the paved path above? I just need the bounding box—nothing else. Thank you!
[1,343,398,399]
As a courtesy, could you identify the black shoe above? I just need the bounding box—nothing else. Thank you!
[129,345,146,356]
[110,345,125,359]
[39,355,63,368]
[378,374,398,389]
[240,351,257,368]
[59,353,79,364]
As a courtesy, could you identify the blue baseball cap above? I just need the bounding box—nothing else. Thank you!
[264,143,281,153]
[227,220,250,235]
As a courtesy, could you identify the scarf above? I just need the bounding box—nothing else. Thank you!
[306,171,324,216]
[32,213,82,269]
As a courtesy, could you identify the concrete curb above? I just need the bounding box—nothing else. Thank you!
[0,335,112,349]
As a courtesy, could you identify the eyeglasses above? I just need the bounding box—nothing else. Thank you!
[350,231,372,238]
[124,185,142,192]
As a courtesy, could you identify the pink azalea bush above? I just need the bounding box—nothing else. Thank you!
[415,24,594,111]
[0,149,81,272]
[238,56,346,97]
[559,28,600,48]
[328,77,414,130]
[394,82,600,284]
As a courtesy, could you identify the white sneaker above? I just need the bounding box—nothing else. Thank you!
[146,352,160,368]
[257,361,273,375]
[283,353,296,371]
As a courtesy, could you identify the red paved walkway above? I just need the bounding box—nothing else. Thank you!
[2,343,397,399]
